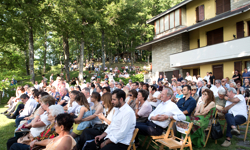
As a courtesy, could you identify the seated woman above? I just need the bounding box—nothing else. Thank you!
[51,86,60,104]
[7,105,64,150]
[71,92,91,138]
[175,86,183,101]
[191,86,199,102]
[186,89,216,148]
[126,89,138,111]
[135,90,152,122]
[31,113,76,150]
[77,92,114,150]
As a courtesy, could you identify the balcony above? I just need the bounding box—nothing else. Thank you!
[170,36,250,68]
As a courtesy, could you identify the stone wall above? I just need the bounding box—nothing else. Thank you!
[231,0,250,10]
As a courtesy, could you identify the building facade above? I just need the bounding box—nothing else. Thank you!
[137,0,250,82]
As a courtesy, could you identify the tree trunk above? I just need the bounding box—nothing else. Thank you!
[131,41,133,67]
[79,32,84,82]
[24,49,29,75]
[101,30,105,70]
[63,35,70,82]
[28,24,35,84]
[43,28,47,73]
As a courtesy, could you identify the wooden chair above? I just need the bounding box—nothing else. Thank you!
[204,110,218,147]
[238,106,250,142]
[155,120,193,150]
[127,128,139,150]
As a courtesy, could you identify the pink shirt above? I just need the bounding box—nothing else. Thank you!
[138,100,152,118]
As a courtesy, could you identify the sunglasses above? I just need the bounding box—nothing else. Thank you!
[129,94,132,97]
[191,89,196,91]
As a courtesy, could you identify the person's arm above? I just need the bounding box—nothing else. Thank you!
[31,139,52,147]
[135,100,140,118]
[97,112,112,125]
[55,136,73,150]
[220,103,236,114]
[74,107,87,122]
[81,105,103,122]
[58,100,66,105]
[225,96,240,103]
[183,100,196,115]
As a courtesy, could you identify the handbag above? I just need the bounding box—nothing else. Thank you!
[211,121,223,140]
[93,124,108,133]
[14,130,30,139]
[136,117,148,123]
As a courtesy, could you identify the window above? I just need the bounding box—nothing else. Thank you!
[155,20,159,35]
[170,12,174,29]
[216,0,230,15]
[175,9,180,26]
[207,27,223,45]
[164,15,169,30]
[160,17,164,33]
[236,21,244,38]
[196,5,204,22]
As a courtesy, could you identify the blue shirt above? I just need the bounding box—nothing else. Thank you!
[178,77,183,82]
[242,72,250,82]
[177,96,196,116]
[176,94,183,99]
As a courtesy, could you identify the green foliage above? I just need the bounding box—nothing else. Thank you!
[115,73,144,85]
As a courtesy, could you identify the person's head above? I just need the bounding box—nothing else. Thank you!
[191,81,196,86]
[230,82,236,88]
[20,94,29,104]
[245,78,249,84]
[111,89,126,108]
[69,90,80,101]
[182,85,191,96]
[234,70,239,75]
[82,87,90,98]
[60,88,68,96]
[75,86,81,91]
[150,85,157,93]
[51,74,53,76]
[129,89,138,100]
[40,95,56,111]
[207,72,209,75]
[244,68,248,72]
[181,80,186,86]
[159,75,162,78]
[186,72,189,76]
[202,89,215,107]
[197,81,204,88]
[51,86,56,92]
[215,80,221,87]
[191,86,197,95]
[117,83,122,89]
[55,113,74,134]
[32,89,39,100]
[38,92,49,102]
[172,81,177,86]
[203,79,207,85]
[35,81,38,85]
[218,88,226,99]
[176,86,182,94]
[47,105,64,122]
[221,78,227,85]
[160,88,173,102]
[209,72,213,75]
[138,90,149,102]
[201,86,209,93]
[102,87,110,94]
[91,92,101,102]
[129,80,132,85]
[132,82,139,89]
[96,86,102,93]
[75,92,89,109]
[227,87,237,98]
[101,92,113,113]
[207,82,211,88]
[91,83,95,89]
[139,82,144,89]
[142,83,149,91]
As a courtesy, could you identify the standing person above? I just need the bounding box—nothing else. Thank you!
[185,72,192,81]
[232,70,242,85]
[158,75,163,83]
[242,68,250,84]
[93,89,136,150]
[50,74,53,82]
[171,74,177,82]
[177,74,183,82]
[209,72,215,85]
[204,72,210,83]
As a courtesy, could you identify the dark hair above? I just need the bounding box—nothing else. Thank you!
[70,90,80,96]
[138,89,149,101]
[92,92,101,102]
[183,85,191,91]
[112,89,126,101]
[20,87,25,92]
[55,113,74,132]
[75,85,81,91]
[33,90,39,99]
[103,87,110,93]
[97,86,102,90]
[133,82,139,86]
[150,85,157,91]
[20,94,29,99]
[143,83,149,91]
[129,89,138,99]
[91,83,95,88]
[40,92,49,97]
[75,92,89,110]
[203,79,207,84]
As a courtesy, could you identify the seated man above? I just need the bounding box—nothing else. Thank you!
[210,80,224,97]
[58,88,70,106]
[90,89,136,150]
[176,85,196,116]
[148,85,161,109]
[15,94,38,127]
[220,88,248,147]
[215,88,227,118]
[135,88,186,145]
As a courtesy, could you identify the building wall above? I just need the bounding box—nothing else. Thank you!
[231,0,250,10]
[189,10,250,49]
[152,33,189,73]
[186,0,216,27]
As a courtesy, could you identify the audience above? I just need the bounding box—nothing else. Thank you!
[135,90,152,122]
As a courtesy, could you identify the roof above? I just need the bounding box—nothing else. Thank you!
[137,4,250,50]
[146,0,193,25]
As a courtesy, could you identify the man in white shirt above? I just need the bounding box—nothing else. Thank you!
[82,87,94,107]
[185,72,192,81]
[94,89,136,150]
[148,85,161,108]
[34,81,40,90]
[15,94,38,127]
[204,72,210,82]
[58,88,70,106]
[221,88,248,147]
[135,88,186,145]
[210,80,224,97]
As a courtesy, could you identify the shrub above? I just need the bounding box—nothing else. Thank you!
[114,74,144,85]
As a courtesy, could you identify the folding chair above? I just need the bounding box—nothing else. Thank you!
[204,110,218,147]
[155,120,193,150]
[127,128,139,150]
[238,106,250,142]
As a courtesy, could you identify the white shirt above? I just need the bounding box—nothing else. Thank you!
[68,101,80,114]
[204,75,210,82]
[148,91,161,107]
[20,98,38,117]
[185,75,192,81]
[30,111,50,137]
[104,108,115,125]
[104,103,136,145]
[34,84,40,90]
[148,100,186,128]
[210,85,224,97]
[225,94,248,119]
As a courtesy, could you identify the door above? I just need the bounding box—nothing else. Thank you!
[165,71,173,82]
[234,61,242,73]
[193,69,199,76]
[173,70,179,79]
[236,21,244,39]
[213,64,223,80]
[183,69,191,79]
[248,21,250,36]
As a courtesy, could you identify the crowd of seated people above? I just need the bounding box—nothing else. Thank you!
[1,69,250,150]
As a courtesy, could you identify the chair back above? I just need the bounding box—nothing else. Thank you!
[127,128,139,150]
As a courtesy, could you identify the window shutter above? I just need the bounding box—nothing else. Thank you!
[236,21,244,38]
[207,31,213,45]
[224,0,231,12]
[196,6,199,22]
[213,27,223,44]
[199,5,205,21]
[216,0,223,15]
